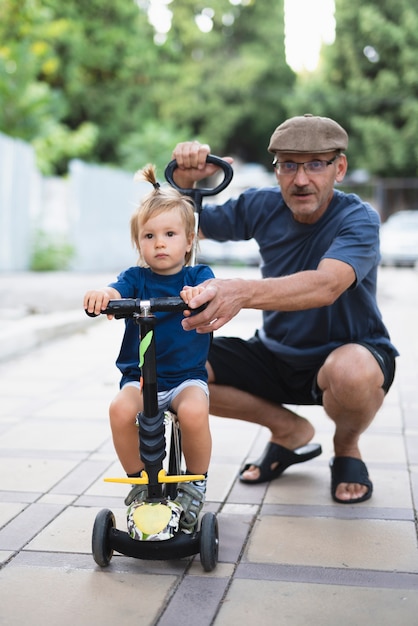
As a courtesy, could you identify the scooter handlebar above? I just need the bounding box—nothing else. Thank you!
[85,297,206,318]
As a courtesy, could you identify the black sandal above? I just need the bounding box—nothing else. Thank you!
[330,456,373,504]
[239,441,322,484]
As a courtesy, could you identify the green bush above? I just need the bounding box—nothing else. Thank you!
[30,230,75,271]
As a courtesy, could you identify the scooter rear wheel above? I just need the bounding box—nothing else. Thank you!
[92,508,115,567]
[199,512,219,572]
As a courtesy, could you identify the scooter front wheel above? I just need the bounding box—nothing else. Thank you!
[199,512,219,572]
[92,508,115,567]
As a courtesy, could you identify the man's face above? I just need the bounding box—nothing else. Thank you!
[274,151,347,224]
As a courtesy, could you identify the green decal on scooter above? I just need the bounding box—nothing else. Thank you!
[139,330,153,368]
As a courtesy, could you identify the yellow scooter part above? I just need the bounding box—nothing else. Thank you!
[132,502,172,536]
[104,469,205,485]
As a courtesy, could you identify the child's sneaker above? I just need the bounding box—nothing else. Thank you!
[124,484,148,506]
[176,478,206,533]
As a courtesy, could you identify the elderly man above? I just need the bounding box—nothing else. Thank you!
[173,114,398,504]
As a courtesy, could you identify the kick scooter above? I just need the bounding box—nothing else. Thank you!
[87,155,233,572]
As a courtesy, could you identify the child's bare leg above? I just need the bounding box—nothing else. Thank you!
[109,385,143,475]
[172,386,211,475]
[171,385,211,531]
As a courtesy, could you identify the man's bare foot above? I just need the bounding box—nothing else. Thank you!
[334,482,369,501]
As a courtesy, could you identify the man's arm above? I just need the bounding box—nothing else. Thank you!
[182,258,356,333]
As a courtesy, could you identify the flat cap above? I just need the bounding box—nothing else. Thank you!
[268,113,348,154]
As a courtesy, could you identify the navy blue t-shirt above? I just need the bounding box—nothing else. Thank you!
[109,265,214,389]
[200,187,398,368]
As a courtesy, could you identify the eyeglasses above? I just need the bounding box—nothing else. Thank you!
[272,155,339,175]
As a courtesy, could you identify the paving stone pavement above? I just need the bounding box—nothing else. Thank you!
[0,267,418,626]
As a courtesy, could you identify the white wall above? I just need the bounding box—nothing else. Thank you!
[68,160,148,271]
[0,133,42,270]
[0,134,149,272]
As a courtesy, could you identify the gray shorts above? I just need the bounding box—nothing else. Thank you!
[123,378,209,411]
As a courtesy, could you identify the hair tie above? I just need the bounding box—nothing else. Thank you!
[153,181,160,190]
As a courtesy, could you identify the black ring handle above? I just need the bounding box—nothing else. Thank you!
[164,154,233,200]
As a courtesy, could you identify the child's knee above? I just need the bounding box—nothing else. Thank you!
[109,396,124,419]
[109,394,138,426]
[178,404,208,431]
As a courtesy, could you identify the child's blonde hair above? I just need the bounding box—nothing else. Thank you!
[131,164,196,267]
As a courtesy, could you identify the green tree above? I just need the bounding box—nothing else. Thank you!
[288,1,418,177]
[0,0,294,174]
[42,1,158,167]
[0,1,97,174]
[0,0,158,173]
[146,0,294,167]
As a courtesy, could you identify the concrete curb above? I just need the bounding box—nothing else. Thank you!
[0,310,97,362]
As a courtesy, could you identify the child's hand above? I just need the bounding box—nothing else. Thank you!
[83,289,114,318]
[180,285,206,316]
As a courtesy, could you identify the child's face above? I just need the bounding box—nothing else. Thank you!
[138,209,193,274]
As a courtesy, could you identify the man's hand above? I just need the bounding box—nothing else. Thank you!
[172,141,233,188]
[180,278,245,333]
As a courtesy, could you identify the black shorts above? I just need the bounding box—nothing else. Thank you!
[208,333,396,406]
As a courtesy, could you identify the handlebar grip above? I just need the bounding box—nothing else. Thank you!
[164,154,233,199]
[85,298,140,318]
[150,297,207,315]
[149,296,187,312]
